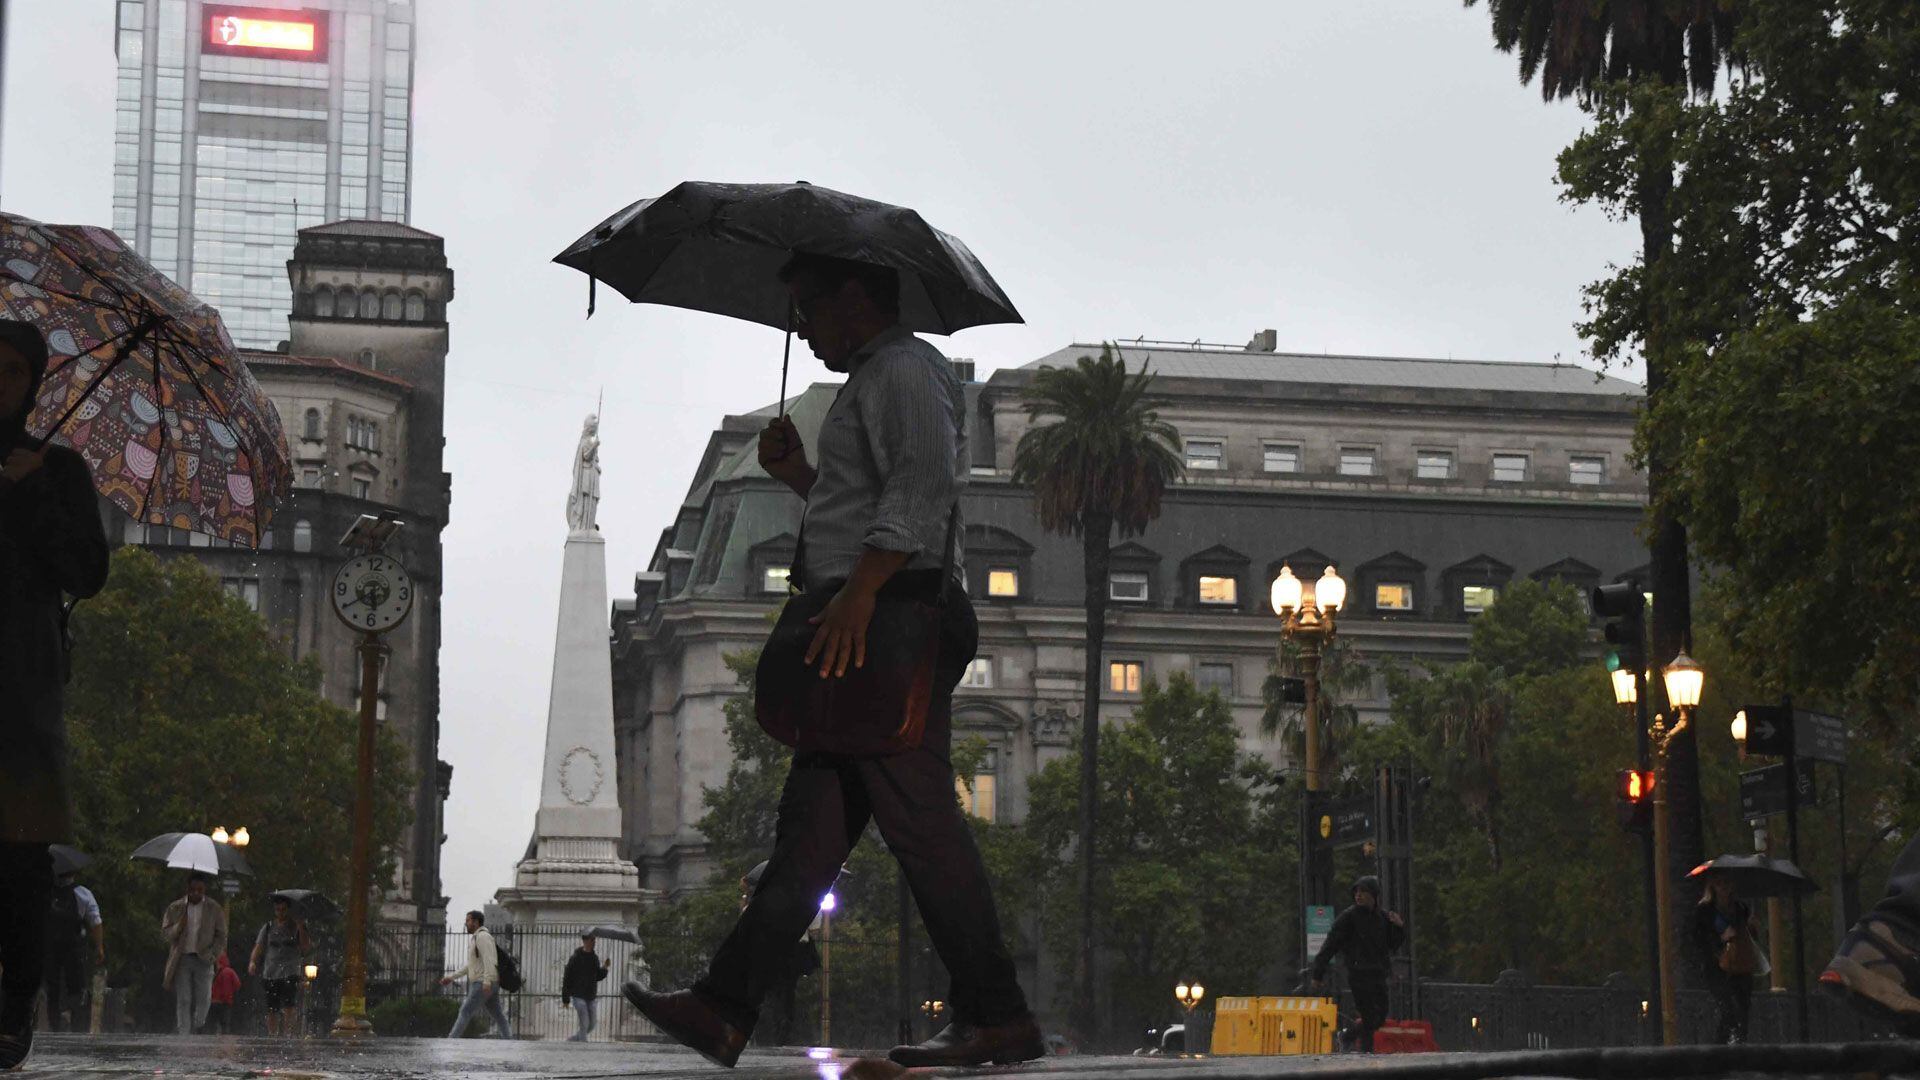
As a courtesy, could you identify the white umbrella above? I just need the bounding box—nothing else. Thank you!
[130,832,253,877]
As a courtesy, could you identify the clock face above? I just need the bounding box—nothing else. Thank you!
[332,553,414,633]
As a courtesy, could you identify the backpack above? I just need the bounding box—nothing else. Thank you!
[47,884,85,950]
[494,940,523,993]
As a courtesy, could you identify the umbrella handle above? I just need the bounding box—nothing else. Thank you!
[779,305,793,419]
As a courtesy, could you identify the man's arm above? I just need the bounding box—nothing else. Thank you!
[1311,913,1353,982]
[758,416,817,497]
[210,905,229,959]
[162,902,182,943]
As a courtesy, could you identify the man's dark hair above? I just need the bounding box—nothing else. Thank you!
[467,909,485,926]
[1353,875,1382,901]
[0,319,50,428]
[778,252,900,317]
[187,872,211,886]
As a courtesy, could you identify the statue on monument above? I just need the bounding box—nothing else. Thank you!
[567,412,601,533]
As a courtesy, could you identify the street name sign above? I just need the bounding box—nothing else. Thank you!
[1794,710,1847,765]
[1740,761,1816,822]
[1315,796,1373,849]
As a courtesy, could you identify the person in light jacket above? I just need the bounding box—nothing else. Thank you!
[161,874,229,1035]
[440,910,511,1038]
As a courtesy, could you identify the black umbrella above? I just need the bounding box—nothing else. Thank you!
[49,844,92,876]
[583,925,641,944]
[1687,854,1818,899]
[269,889,339,918]
[553,180,1022,409]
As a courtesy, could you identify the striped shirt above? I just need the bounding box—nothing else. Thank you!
[800,326,966,587]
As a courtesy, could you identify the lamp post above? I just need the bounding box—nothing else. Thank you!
[1650,650,1704,1047]
[819,890,836,1047]
[1174,983,1205,1055]
[212,826,250,896]
[1608,660,1666,1037]
[1272,564,1345,940]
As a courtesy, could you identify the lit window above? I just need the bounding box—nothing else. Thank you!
[761,566,791,594]
[963,657,994,688]
[956,770,997,822]
[352,477,371,500]
[1462,585,1499,613]
[1375,583,1414,611]
[1417,451,1454,480]
[1197,575,1238,605]
[1184,439,1225,470]
[1263,443,1300,474]
[1339,448,1376,477]
[987,568,1019,597]
[1492,454,1529,483]
[1196,662,1234,696]
[1109,571,1149,602]
[1570,456,1605,485]
[1109,661,1144,694]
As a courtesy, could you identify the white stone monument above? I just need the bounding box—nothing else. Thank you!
[495,411,645,930]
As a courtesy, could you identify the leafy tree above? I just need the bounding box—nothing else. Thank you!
[1260,636,1372,786]
[1010,344,1183,1038]
[63,548,412,1028]
[1024,674,1293,1042]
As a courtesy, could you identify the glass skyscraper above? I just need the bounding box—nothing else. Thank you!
[112,0,415,349]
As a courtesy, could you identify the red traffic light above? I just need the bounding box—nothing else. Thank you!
[1615,769,1654,833]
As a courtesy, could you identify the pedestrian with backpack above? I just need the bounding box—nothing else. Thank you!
[248,895,310,1036]
[42,870,103,1033]
[440,910,512,1038]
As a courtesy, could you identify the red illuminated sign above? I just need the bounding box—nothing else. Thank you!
[203,6,329,63]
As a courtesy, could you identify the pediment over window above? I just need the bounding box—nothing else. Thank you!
[1108,541,1162,566]
[1179,544,1250,573]
[964,524,1034,556]
[1445,554,1513,583]
[1532,557,1600,585]
[749,531,798,559]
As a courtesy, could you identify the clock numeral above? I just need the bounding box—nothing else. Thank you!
[336,581,347,595]
[369,557,385,572]
[398,587,410,602]
[365,613,377,627]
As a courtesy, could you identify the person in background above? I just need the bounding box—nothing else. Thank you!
[1311,875,1405,1053]
[1694,878,1762,1044]
[42,869,104,1033]
[206,954,241,1034]
[440,910,511,1039]
[162,873,229,1035]
[0,319,111,1068]
[248,895,310,1036]
[561,933,610,1041]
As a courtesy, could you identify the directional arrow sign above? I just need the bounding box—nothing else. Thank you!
[1794,710,1848,766]
[1740,705,1794,757]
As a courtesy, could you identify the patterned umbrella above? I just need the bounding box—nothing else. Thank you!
[0,212,291,547]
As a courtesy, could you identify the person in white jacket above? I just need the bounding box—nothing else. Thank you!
[440,911,511,1038]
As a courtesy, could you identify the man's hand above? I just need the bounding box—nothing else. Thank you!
[758,417,815,495]
[1387,911,1404,927]
[438,975,453,987]
[1,447,43,485]
[248,961,259,976]
[805,583,878,678]
[97,945,107,966]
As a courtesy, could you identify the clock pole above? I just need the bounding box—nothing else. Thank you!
[333,629,388,1036]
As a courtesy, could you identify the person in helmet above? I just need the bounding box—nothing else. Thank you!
[1310,876,1404,1052]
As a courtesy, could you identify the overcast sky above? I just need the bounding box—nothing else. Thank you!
[3,0,1641,926]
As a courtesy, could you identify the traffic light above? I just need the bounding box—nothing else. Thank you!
[1615,768,1654,833]
[1592,581,1647,676]
[1273,676,1307,705]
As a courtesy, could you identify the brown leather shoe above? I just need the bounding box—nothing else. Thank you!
[889,1015,1044,1067]
[623,983,748,1068]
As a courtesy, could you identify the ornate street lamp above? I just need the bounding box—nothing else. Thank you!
[1611,667,1639,707]
[1273,562,1344,970]
[1647,650,1707,1046]
[210,826,230,845]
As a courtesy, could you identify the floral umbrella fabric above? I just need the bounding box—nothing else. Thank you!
[0,213,290,547]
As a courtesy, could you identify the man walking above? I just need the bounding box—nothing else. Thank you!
[624,253,1040,1069]
[441,910,511,1039]
[162,874,228,1035]
[43,869,103,1032]
[561,933,609,1041]
[1311,875,1405,1053]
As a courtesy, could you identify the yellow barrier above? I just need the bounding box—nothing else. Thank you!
[1209,995,1339,1056]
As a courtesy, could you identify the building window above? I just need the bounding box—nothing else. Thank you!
[1263,443,1300,474]
[293,520,312,553]
[1492,453,1530,483]
[955,749,998,822]
[1462,585,1499,613]
[303,407,322,440]
[1375,582,1415,611]
[761,565,791,594]
[358,291,380,319]
[1109,571,1149,602]
[1569,455,1606,485]
[1108,661,1144,694]
[404,291,427,320]
[1339,448,1376,477]
[346,417,379,452]
[336,287,357,318]
[1416,451,1454,480]
[352,476,372,500]
[963,657,994,688]
[122,518,143,544]
[1195,662,1234,697]
[1197,575,1238,606]
[381,291,403,320]
[1184,438,1225,471]
[986,568,1020,598]
[222,577,260,611]
[300,468,321,488]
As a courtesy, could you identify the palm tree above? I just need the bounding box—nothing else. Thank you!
[1012,344,1183,1042]
[1259,636,1371,787]
[1465,0,1747,977]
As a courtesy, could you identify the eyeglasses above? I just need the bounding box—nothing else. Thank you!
[790,291,829,329]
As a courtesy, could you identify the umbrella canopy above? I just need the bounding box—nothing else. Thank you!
[49,844,92,876]
[1687,853,1817,899]
[583,925,640,944]
[130,832,253,878]
[269,889,339,918]
[553,180,1022,336]
[0,213,291,546]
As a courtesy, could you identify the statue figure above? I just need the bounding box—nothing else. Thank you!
[567,412,601,532]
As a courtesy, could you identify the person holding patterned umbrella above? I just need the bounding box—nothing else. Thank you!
[0,320,110,1070]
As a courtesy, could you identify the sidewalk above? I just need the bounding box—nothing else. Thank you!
[14,1034,1920,1080]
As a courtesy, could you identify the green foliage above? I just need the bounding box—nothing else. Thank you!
[1260,635,1371,785]
[1465,0,1741,102]
[1024,674,1294,1035]
[1011,344,1184,539]
[63,548,412,1025]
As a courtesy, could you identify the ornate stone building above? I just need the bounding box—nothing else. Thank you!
[610,334,1648,898]
[119,220,454,930]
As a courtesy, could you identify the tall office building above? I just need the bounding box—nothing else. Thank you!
[112,0,415,348]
